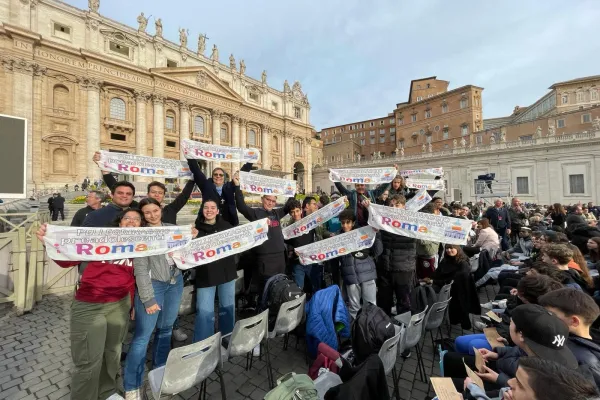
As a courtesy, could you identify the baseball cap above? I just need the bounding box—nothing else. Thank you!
[511,304,577,369]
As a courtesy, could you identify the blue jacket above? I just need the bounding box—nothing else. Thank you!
[187,160,252,226]
[305,285,350,358]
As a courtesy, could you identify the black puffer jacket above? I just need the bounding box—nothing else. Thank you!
[568,334,600,390]
[194,216,237,288]
[338,232,383,285]
[377,230,416,273]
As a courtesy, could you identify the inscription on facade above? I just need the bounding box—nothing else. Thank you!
[13,40,32,51]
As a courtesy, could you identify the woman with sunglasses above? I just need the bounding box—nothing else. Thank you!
[36,208,143,400]
[187,159,253,226]
[123,198,197,400]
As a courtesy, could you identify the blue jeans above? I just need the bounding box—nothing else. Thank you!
[455,334,492,355]
[293,263,322,292]
[123,274,183,391]
[193,279,236,343]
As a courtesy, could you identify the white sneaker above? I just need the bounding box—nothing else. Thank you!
[253,344,261,357]
[107,394,125,400]
[124,390,141,400]
[480,302,494,310]
[172,328,188,342]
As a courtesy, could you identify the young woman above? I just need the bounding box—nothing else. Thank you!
[36,208,142,400]
[550,203,567,228]
[124,198,195,399]
[587,237,600,264]
[470,218,500,258]
[193,199,238,342]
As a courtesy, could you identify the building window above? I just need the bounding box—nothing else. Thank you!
[166,140,177,148]
[520,135,533,141]
[294,106,301,119]
[379,129,385,135]
[294,141,302,156]
[370,122,374,127]
[583,113,592,123]
[442,104,448,113]
[434,125,440,132]
[166,59,178,67]
[272,135,279,151]
[165,112,175,131]
[249,92,259,102]
[577,91,585,103]
[194,116,204,135]
[109,98,126,120]
[370,130,375,136]
[591,90,598,101]
[109,41,130,57]
[460,98,468,109]
[443,129,449,140]
[379,136,385,143]
[461,125,468,136]
[390,127,396,133]
[561,94,568,104]
[476,135,482,144]
[349,126,353,131]
[398,118,403,125]
[426,135,432,143]
[416,96,422,101]
[398,140,404,149]
[390,134,396,142]
[379,120,384,126]
[557,119,565,128]
[110,133,126,141]
[52,84,69,110]
[53,22,71,40]
[516,177,529,194]
[370,137,375,144]
[475,98,480,107]
[425,110,432,118]
[569,174,585,194]
[220,124,229,141]
[360,139,365,145]
[411,114,417,122]
[248,129,256,145]
[389,118,395,124]
[271,101,279,111]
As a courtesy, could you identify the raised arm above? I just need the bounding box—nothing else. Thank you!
[334,181,351,197]
[165,180,195,214]
[371,182,391,199]
[187,159,209,191]
[103,173,117,190]
[233,184,258,221]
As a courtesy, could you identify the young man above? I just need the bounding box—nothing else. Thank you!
[71,191,104,227]
[284,200,321,292]
[541,244,587,289]
[376,195,416,316]
[334,209,382,318]
[82,181,135,227]
[302,196,331,241]
[503,226,534,260]
[538,287,600,388]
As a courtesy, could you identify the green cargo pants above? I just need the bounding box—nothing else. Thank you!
[69,295,130,400]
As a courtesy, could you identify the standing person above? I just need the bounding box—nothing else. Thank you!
[36,209,142,400]
[124,198,193,399]
[431,197,450,216]
[284,200,320,292]
[83,181,135,227]
[550,203,567,229]
[71,191,104,227]
[187,158,252,226]
[232,173,290,297]
[509,198,528,245]
[385,174,411,198]
[51,192,66,221]
[485,198,512,251]
[47,194,54,217]
[192,199,237,343]
[567,205,588,234]
[333,180,376,227]
[376,195,416,316]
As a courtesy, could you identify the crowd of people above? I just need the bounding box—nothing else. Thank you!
[35,155,600,400]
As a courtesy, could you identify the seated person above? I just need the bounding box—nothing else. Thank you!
[465,218,500,259]
[541,244,587,290]
[539,288,600,389]
[441,304,578,392]
[501,226,534,260]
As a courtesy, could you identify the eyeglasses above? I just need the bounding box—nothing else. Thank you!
[213,173,224,177]
[123,216,141,222]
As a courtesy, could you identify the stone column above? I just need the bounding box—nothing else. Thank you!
[283,131,292,173]
[231,116,240,170]
[152,94,165,158]
[261,125,270,170]
[11,60,37,186]
[179,101,190,160]
[32,66,45,185]
[305,137,313,191]
[81,78,102,181]
[134,91,148,157]
[211,110,221,168]
[239,118,247,149]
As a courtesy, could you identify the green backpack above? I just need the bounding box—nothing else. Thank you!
[264,372,319,400]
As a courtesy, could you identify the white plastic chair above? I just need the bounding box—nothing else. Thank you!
[268,294,306,350]
[395,307,428,382]
[378,324,405,400]
[221,309,274,389]
[147,332,225,400]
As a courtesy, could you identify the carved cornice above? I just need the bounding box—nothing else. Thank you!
[1,58,15,72]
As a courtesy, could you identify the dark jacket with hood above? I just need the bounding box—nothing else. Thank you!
[494,345,528,387]
[194,216,237,288]
[377,230,416,273]
[333,182,376,227]
[568,334,600,390]
[337,230,382,285]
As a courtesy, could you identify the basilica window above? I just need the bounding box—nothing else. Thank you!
[53,85,70,111]
[109,41,130,57]
[425,110,432,118]
[109,98,126,120]
[165,111,176,131]
[442,103,448,113]
[591,89,598,101]
[248,129,257,146]
[577,91,585,103]
[272,135,279,151]
[220,123,229,142]
[461,124,469,136]
[294,106,302,119]
[249,92,259,102]
[294,141,302,156]
[194,116,205,136]
[561,94,569,104]
[460,98,468,109]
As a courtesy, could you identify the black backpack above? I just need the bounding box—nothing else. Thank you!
[268,275,303,330]
[351,302,395,364]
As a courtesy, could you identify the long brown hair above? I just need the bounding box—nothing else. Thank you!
[566,243,594,287]
[444,244,469,264]
[589,237,600,262]
[553,203,566,215]
[478,218,491,229]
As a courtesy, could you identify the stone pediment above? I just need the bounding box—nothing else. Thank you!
[151,66,243,102]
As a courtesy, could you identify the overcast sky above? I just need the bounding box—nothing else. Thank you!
[68,0,600,130]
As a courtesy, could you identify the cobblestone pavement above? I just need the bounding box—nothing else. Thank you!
[0,287,497,400]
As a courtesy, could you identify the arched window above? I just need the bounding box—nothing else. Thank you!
[165,110,175,131]
[248,129,256,146]
[53,85,69,110]
[220,123,229,142]
[272,135,279,151]
[194,116,204,136]
[109,97,126,120]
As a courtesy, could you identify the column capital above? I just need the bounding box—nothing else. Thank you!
[1,58,14,73]
[12,59,40,76]
[238,118,248,127]
[231,115,240,124]
[152,94,165,104]
[211,109,222,119]
[79,77,103,91]
[261,124,270,133]
[134,90,149,102]
[179,100,190,112]
[283,130,293,138]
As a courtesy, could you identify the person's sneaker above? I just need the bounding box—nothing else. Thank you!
[474,321,487,332]
[124,390,141,400]
[401,349,411,359]
[480,301,494,310]
[172,328,188,342]
[253,344,261,357]
[107,394,125,400]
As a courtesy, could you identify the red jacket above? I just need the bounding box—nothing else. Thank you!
[55,258,135,303]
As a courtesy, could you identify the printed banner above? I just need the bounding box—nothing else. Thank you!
[239,171,297,197]
[43,224,193,261]
[295,226,377,265]
[405,178,445,191]
[283,196,347,240]
[171,219,269,269]
[329,167,396,184]
[99,151,192,179]
[405,189,432,212]
[399,167,444,177]
[181,139,260,163]
[367,203,472,245]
